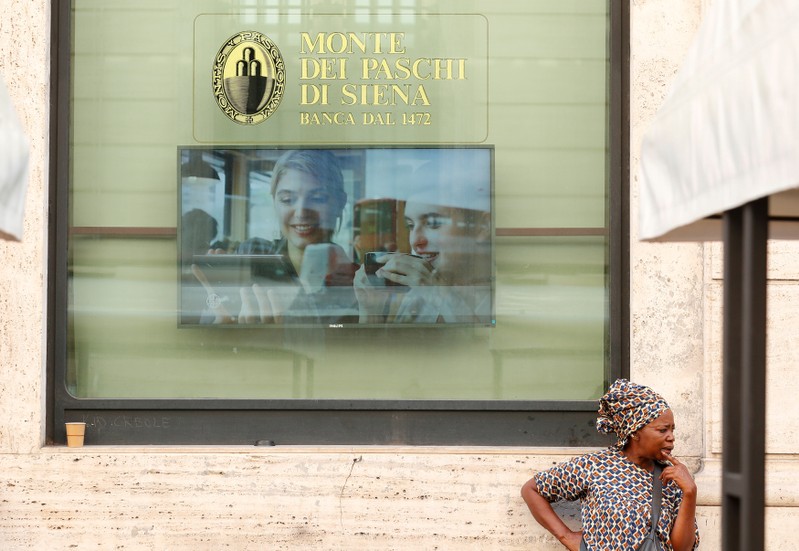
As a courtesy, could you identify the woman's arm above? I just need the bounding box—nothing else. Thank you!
[662,453,698,551]
[521,478,583,551]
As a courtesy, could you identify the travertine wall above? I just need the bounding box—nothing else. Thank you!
[1,0,797,549]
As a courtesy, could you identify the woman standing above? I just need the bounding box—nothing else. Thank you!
[521,379,700,551]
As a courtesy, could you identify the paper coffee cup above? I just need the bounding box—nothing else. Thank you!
[65,422,86,447]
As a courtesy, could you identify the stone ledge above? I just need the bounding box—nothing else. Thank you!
[694,457,799,507]
[27,444,608,456]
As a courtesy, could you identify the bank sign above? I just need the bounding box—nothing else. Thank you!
[193,14,488,143]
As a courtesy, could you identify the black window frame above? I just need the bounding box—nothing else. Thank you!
[46,0,629,446]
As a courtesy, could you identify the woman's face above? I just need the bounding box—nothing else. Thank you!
[635,409,676,461]
[404,201,485,283]
[273,168,339,251]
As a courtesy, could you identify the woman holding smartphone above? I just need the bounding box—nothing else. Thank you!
[195,149,357,324]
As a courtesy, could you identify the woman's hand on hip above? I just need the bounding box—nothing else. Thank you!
[560,530,583,551]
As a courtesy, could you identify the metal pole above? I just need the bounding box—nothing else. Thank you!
[721,197,768,550]
[721,206,742,547]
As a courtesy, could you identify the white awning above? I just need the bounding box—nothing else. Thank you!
[0,75,29,242]
[638,0,799,241]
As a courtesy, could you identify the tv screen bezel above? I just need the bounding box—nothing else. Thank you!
[177,144,496,330]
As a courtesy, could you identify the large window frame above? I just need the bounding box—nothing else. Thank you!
[46,0,629,446]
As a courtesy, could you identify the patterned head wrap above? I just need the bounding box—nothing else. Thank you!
[596,379,670,448]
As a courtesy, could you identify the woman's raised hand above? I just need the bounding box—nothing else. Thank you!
[661,452,697,497]
[375,253,438,287]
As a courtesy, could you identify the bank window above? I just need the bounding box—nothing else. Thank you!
[49,0,627,445]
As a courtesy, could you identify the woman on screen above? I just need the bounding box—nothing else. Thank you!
[353,159,492,324]
[238,149,348,267]
[195,149,358,324]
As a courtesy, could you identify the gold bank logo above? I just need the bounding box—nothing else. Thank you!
[213,31,285,125]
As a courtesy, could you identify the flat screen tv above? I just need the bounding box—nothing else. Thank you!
[178,146,494,328]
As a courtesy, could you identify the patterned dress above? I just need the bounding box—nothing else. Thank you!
[533,447,699,551]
